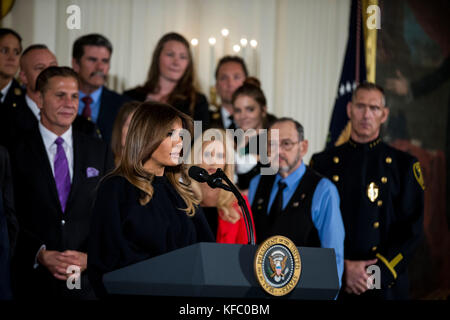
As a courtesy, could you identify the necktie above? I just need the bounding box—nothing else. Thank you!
[269,180,287,217]
[54,137,71,212]
[81,96,93,120]
[227,114,236,130]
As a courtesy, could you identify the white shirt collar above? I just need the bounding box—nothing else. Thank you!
[1,80,13,103]
[38,122,73,150]
[25,94,41,120]
[220,106,232,128]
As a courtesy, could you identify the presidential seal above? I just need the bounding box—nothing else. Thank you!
[254,235,301,296]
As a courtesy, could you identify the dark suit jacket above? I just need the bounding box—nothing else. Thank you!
[0,78,24,110]
[97,87,130,145]
[10,127,114,299]
[0,146,18,299]
[208,107,226,129]
[0,79,26,148]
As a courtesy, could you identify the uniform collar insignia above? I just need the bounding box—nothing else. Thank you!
[348,137,382,149]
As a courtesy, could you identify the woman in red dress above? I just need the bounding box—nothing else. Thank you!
[189,128,255,244]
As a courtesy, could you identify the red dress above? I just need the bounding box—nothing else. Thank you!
[216,195,256,244]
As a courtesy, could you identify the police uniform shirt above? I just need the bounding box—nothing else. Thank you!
[0,80,12,104]
[310,137,424,297]
[248,161,345,286]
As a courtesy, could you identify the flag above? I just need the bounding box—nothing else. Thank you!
[326,0,367,149]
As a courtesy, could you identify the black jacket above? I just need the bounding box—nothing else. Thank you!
[10,127,114,299]
[124,87,210,129]
[0,146,18,299]
[311,138,424,299]
[96,87,130,145]
[88,175,214,298]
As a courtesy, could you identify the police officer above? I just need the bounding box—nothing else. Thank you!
[310,82,424,300]
[0,28,24,147]
[0,28,23,110]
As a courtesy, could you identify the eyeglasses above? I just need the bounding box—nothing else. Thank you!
[269,139,301,151]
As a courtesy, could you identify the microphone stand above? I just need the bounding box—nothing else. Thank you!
[211,168,255,245]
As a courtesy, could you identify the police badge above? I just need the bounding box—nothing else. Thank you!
[254,236,301,296]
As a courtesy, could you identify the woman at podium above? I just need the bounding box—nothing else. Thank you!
[87,102,214,298]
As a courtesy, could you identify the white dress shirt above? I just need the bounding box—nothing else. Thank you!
[25,94,41,120]
[220,106,232,129]
[38,122,74,182]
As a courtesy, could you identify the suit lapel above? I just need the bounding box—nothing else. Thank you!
[97,87,109,133]
[65,130,83,213]
[28,128,62,215]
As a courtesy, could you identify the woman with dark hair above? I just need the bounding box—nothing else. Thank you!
[87,102,214,298]
[124,32,209,129]
[232,80,277,190]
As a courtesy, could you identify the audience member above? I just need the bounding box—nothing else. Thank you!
[209,56,248,130]
[232,80,277,190]
[124,32,209,129]
[189,128,255,244]
[311,82,424,299]
[10,67,114,299]
[248,117,345,287]
[110,100,140,165]
[72,34,130,144]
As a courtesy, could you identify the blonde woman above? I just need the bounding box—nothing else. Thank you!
[189,128,255,244]
[88,102,214,298]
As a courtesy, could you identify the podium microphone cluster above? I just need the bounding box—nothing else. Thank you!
[188,166,256,245]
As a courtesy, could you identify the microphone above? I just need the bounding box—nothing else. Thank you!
[188,166,210,183]
[188,166,231,191]
[188,166,255,245]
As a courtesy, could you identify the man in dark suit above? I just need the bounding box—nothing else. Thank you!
[209,56,248,130]
[0,28,24,145]
[10,66,114,299]
[0,44,101,149]
[71,34,129,145]
[0,146,18,300]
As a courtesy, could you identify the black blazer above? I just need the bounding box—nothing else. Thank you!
[0,146,18,299]
[0,79,26,148]
[0,78,24,110]
[88,175,214,298]
[10,127,114,299]
[97,87,130,145]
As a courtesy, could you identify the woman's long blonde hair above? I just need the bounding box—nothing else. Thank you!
[111,101,199,215]
[189,128,239,222]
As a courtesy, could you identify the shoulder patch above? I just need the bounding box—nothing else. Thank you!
[413,162,425,190]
